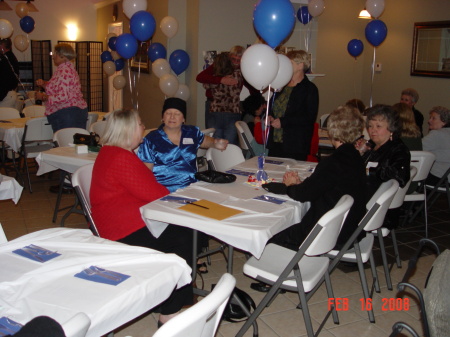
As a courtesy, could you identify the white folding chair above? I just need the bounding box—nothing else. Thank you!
[19,117,55,192]
[0,223,8,244]
[235,121,256,158]
[237,195,354,337]
[401,151,436,236]
[52,128,90,224]
[86,113,99,131]
[425,166,450,210]
[153,273,236,337]
[89,120,108,138]
[327,180,399,323]
[72,163,100,236]
[206,144,245,172]
[22,105,46,117]
[0,107,21,119]
[319,113,330,128]
[61,312,91,337]
[197,128,215,172]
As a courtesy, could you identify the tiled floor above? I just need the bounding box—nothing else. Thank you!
[1,169,449,337]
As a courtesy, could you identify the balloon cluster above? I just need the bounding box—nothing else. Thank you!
[347,0,387,59]
[100,0,190,100]
[296,0,325,25]
[0,4,35,52]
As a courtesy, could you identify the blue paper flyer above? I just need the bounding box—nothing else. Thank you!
[0,317,22,336]
[253,195,286,205]
[12,244,61,263]
[75,266,130,286]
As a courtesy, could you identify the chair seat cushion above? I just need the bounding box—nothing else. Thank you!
[404,192,425,202]
[243,243,329,293]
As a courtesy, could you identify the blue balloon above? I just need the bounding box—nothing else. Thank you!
[253,0,296,49]
[114,58,125,71]
[169,49,190,75]
[108,36,117,51]
[20,16,35,34]
[101,51,113,63]
[297,6,312,25]
[365,19,388,47]
[115,33,138,59]
[130,10,156,42]
[347,39,364,58]
[148,42,166,62]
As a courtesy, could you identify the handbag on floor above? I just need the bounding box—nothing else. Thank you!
[211,285,255,322]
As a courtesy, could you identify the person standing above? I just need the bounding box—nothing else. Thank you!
[35,43,88,132]
[268,50,319,160]
[0,38,20,108]
[400,88,424,137]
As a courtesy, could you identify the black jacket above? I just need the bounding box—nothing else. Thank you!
[363,138,411,200]
[270,143,367,250]
[0,50,19,101]
[269,76,319,156]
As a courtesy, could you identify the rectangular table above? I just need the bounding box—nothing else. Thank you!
[0,228,191,337]
[141,156,315,260]
[36,146,98,176]
[0,175,23,204]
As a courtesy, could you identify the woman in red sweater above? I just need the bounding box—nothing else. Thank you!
[90,108,193,326]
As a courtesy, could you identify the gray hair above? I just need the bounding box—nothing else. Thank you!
[430,106,450,126]
[54,43,76,61]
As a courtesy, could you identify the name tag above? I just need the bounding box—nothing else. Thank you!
[366,162,378,169]
[182,138,194,144]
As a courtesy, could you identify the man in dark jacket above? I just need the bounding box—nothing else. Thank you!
[0,38,20,108]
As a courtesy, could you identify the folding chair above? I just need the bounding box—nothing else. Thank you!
[197,128,215,172]
[235,121,256,158]
[205,144,245,172]
[22,105,46,117]
[425,166,450,210]
[153,273,236,337]
[237,195,354,337]
[86,113,99,131]
[0,107,21,119]
[319,113,330,128]
[89,120,108,138]
[327,179,399,323]
[71,163,99,237]
[18,117,54,192]
[52,128,90,225]
[61,312,91,337]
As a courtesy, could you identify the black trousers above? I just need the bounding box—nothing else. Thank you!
[118,225,194,315]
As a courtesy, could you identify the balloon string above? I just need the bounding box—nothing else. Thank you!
[127,59,134,108]
[370,47,376,108]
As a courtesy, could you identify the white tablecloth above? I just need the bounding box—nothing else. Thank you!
[36,147,98,175]
[141,157,315,259]
[0,118,32,152]
[0,228,191,337]
[0,175,23,204]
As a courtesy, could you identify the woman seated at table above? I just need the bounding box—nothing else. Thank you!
[422,106,450,186]
[361,104,410,229]
[137,97,228,193]
[251,106,367,292]
[90,108,193,326]
[393,102,422,151]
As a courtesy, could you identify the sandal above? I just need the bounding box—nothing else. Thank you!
[197,262,208,274]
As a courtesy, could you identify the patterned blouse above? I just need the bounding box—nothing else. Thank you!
[44,61,87,115]
[272,86,293,143]
[209,68,243,114]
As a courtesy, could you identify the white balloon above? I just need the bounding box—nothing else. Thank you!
[14,34,29,52]
[111,51,121,61]
[103,61,116,76]
[122,0,147,19]
[152,58,171,78]
[270,54,293,92]
[113,75,126,89]
[174,84,190,101]
[160,16,178,39]
[0,19,13,39]
[366,0,385,19]
[241,44,279,91]
[159,73,179,97]
[308,0,325,17]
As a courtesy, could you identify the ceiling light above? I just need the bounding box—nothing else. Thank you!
[0,0,13,11]
[358,8,371,19]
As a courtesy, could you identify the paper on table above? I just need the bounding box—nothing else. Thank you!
[0,317,22,336]
[74,265,130,286]
[226,169,254,176]
[253,195,287,204]
[160,195,197,204]
[179,199,243,220]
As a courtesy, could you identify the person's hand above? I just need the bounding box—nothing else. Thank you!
[283,171,301,186]
[271,118,281,129]
[220,76,238,86]
[355,138,370,155]
[36,79,46,88]
[214,138,228,151]
[35,92,47,101]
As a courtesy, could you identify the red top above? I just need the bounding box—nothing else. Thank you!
[90,145,169,241]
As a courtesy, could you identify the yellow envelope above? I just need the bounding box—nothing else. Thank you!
[179,199,243,220]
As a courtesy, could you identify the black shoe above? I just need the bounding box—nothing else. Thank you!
[250,282,286,293]
[49,185,73,194]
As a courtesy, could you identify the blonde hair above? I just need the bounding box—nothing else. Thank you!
[286,50,311,72]
[101,109,140,148]
[327,106,364,143]
[393,103,421,138]
[54,43,76,61]
[229,45,244,56]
